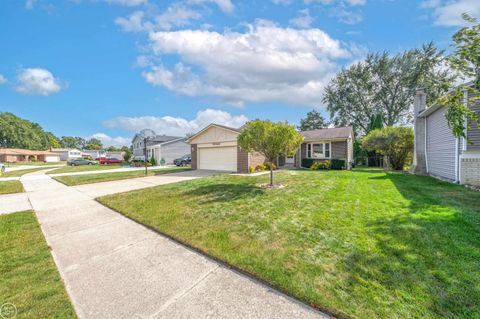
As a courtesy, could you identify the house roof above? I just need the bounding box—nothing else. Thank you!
[0,148,60,156]
[301,127,353,141]
[186,123,241,143]
[417,82,475,118]
[51,148,81,152]
[132,133,183,146]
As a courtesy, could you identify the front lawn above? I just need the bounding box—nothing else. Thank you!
[0,211,76,318]
[47,163,125,174]
[54,167,192,186]
[98,169,480,319]
[1,167,51,177]
[0,181,24,194]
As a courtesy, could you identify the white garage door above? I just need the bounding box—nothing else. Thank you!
[199,146,237,171]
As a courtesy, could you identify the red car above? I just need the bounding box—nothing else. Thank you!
[96,157,123,164]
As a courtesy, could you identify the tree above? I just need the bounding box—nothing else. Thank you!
[107,146,119,152]
[238,120,303,187]
[298,110,328,131]
[46,132,61,149]
[85,138,103,150]
[439,14,480,139]
[362,127,414,170]
[324,43,454,135]
[60,136,86,149]
[0,112,59,150]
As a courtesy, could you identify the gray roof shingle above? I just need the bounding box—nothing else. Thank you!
[301,127,353,141]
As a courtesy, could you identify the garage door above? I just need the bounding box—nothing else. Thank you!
[199,146,237,171]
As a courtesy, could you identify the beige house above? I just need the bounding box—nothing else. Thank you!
[0,148,61,163]
[187,123,354,173]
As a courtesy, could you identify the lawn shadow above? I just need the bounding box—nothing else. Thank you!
[184,183,265,204]
[342,171,480,317]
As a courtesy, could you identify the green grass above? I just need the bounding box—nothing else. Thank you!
[0,181,24,194]
[98,169,480,319]
[0,211,76,318]
[1,167,50,177]
[47,163,125,174]
[54,167,192,186]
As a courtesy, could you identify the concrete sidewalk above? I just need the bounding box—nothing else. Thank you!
[20,169,327,318]
[0,192,32,215]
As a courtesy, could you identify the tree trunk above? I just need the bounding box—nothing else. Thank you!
[270,163,273,187]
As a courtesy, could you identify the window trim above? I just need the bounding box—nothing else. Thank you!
[306,142,331,159]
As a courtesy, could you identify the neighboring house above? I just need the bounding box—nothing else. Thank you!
[186,123,354,173]
[105,151,124,160]
[411,87,480,187]
[0,148,61,162]
[131,132,190,164]
[82,149,106,159]
[51,148,83,161]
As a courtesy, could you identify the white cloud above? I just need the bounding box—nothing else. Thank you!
[103,109,249,136]
[115,11,148,32]
[188,0,235,13]
[89,133,132,148]
[422,0,480,26]
[332,7,363,24]
[155,5,201,30]
[141,20,353,106]
[272,0,293,5]
[305,0,366,6]
[0,75,6,84]
[290,9,314,28]
[15,68,63,96]
[103,0,147,6]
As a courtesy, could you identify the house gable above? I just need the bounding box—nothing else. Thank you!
[188,125,239,145]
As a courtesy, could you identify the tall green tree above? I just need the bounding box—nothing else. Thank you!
[298,110,328,131]
[0,112,59,150]
[439,14,480,139]
[238,120,303,186]
[85,138,103,150]
[60,136,86,149]
[324,43,454,135]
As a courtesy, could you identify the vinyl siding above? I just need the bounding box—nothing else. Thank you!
[467,91,480,151]
[331,141,347,159]
[426,106,456,180]
[159,140,190,164]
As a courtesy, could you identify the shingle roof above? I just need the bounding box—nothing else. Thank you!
[301,127,353,141]
[0,148,60,156]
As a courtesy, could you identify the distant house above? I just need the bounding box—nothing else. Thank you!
[411,87,480,187]
[51,148,83,161]
[131,132,190,165]
[82,149,106,159]
[0,148,61,163]
[186,123,354,173]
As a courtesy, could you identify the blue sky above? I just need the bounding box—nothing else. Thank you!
[0,0,478,147]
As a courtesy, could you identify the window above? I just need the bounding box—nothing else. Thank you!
[306,142,331,159]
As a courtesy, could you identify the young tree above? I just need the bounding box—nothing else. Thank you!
[362,127,414,170]
[439,14,480,139]
[85,138,103,150]
[238,120,303,187]
[298,110,328,131]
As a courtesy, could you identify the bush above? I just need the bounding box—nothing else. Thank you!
[255,164,267,172]
[265,162,277,170]
[149,156,156,166]
[362,126,414,170]
[331,159,345,170]
[249,165,255,173]
[302,158,314,168]
[130,160,152,167]
[311,160,330,170]
[160,158,166,166]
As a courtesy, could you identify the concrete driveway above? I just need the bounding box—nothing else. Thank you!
[17,169,327,318]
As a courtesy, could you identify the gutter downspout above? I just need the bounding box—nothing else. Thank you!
[455,137,459,183]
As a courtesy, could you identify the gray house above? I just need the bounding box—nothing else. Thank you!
[411,87,480,186]
[131,132,190,165]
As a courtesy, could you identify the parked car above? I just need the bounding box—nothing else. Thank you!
[67,158,98,166]
[96,157,123,164]
[173,155,191,166]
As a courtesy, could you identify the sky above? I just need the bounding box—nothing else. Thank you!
[0,0,479,147]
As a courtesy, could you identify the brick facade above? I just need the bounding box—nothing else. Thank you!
[460,156,480,187]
